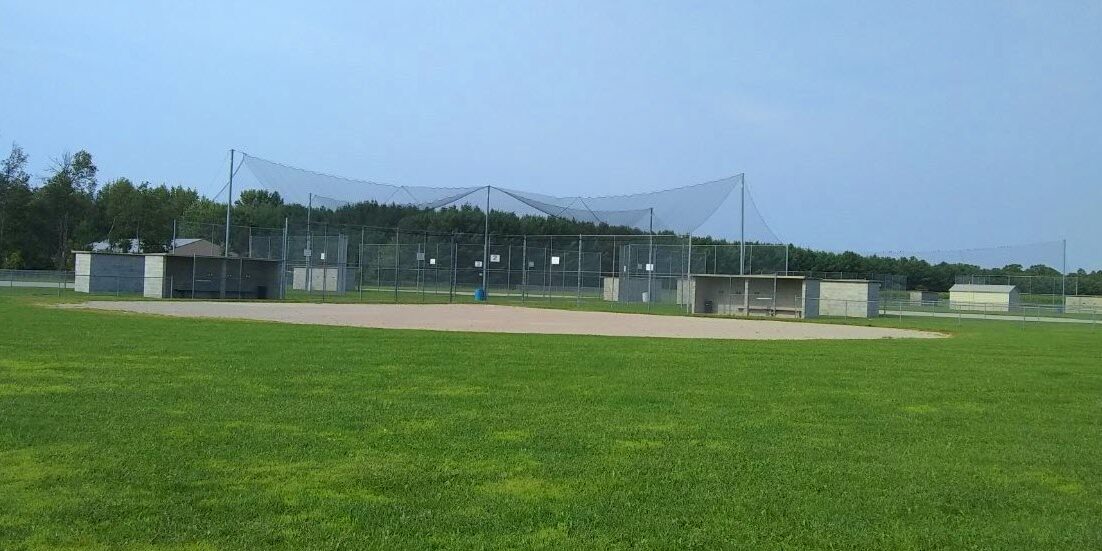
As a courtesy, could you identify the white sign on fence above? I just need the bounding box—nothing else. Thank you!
[417,252,425,261]
[320,252,326,261]
[551,256,561,265]
[429,258,436,265]
[528,261,535,268]
[303,249,312,258]
[645,263,655,272]
[474,260,483,268]
[490,254,500,263]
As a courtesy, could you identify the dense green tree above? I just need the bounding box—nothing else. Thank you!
[0,144,33,266]
[35,151,97,269]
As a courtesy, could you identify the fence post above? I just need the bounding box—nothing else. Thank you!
[420,235,427,303]
[359,227,365,302]
[450,240,457,303]
[577,235,582,307]
[522,235,527,303]
[393,227,400,303]
[548,236,553,304]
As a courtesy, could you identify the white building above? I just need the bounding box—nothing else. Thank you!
[949,284,1020,312]
[818,280,880,318]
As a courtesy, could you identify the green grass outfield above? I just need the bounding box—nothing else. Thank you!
[1,295,1100,549]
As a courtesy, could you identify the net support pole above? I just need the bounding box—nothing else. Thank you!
[171,219,177,253]
[784,243,789,275]
[648,208,654,311]
[394,226,400,303]
[522,235,527,302]
[306,193,312,292]
[225,149,234,258]
[482,185,490,295]
[739,177,746,275]
[577,235,582,306]
[1062,238,1067,299]
[686,232,692,313]
[281,217,288,299]
[359,227,365,302]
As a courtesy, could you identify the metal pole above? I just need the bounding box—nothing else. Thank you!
[171,219,177,254]
[191,254,197,299]
[686,233,692,313]
[421,233,428,303]
[548,236,553,303]
[394,226,400,303]
[577,235,582,306]
[739,177,746,275]
[522,235,527,302]
[648,208,654,310]
[482,185,490,294]
[281,217,288,299]
[306,193,313,293]
[224,149,233,257]
[359,227,365,302]
[451,239,458,302]
[784,243,789,275]
[1062,238,1067,300]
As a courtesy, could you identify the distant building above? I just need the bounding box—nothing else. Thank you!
[168,238,222,257]
[949,284,1020,312]
[89,238,222,257]
[908,290,940,304]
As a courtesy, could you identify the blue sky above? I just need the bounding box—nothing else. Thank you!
[2,1,1100,268]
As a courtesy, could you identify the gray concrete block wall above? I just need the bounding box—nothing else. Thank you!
[74,253,146,294]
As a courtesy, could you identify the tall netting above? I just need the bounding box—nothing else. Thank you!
[869,240,1066,271]
[235,153,777,239]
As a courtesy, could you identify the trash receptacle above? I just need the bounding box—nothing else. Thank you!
[703,300,714,314]
[256,285,268,299]
[474,288,487,301]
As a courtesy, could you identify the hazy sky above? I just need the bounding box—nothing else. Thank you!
[3,1,1100,268]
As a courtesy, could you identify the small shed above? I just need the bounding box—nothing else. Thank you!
[908,290,940,304]
[89,237,221,257]
[819,280,880,318]
[690,274,819,318]
[949,284,1020,312]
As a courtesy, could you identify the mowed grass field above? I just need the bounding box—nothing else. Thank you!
[1,294,1100,550]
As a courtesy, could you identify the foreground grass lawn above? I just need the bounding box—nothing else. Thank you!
[1,295,1100,549]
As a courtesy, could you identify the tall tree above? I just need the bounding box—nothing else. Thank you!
[36,150,97,269]
[0,144,33,267]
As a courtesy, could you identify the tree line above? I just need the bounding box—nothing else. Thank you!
[2,143,1099,294]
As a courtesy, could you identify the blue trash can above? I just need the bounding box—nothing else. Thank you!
[474,288,487,301]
